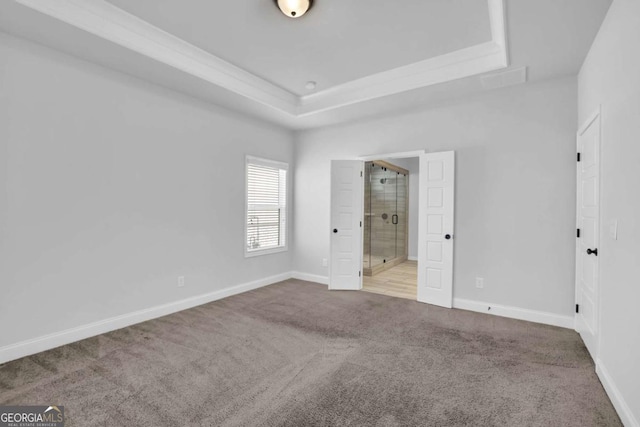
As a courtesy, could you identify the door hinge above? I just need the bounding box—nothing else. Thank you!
[577,153,581,162]
[577,228,581,238]
[360,171,363,177]
[360,221,362,227]
[359,271,361,277]
[576,304,580,314]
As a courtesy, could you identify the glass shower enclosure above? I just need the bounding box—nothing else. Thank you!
[363,161,408,276]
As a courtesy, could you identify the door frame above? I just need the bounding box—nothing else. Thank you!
[574,105,602,358]
[357,150,427,302]
[358,150,427,162]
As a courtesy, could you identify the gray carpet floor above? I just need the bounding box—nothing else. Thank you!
[0,280,622,426]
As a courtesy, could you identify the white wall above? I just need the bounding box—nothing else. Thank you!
[0,33,294,353]
[294,77,578,318]
[578,0,640,424]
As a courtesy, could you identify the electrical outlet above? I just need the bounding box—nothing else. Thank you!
[178,276,185,288]
[476,277,484,289]
[322,258,328,267]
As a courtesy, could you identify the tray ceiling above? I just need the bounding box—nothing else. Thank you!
[105,0,493,96]
[0,0,612,128]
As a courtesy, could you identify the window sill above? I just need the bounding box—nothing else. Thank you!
[245,246,288,258]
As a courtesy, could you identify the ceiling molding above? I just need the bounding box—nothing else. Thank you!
[298,0,507,116]
[298,40,506,116]
[13,0,508,119]
[14,0,299,114]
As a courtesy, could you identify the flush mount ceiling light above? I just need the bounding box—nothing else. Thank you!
[275,0,312,18]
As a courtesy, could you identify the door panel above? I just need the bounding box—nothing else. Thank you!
[576,111,600,360]
[418,151,455,307]
[330,160,364,290]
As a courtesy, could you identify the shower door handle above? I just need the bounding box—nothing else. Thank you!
[392,214,398,225]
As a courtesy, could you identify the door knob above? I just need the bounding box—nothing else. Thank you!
[445,234,452,240]
[586,248,598,256]
[333,229,338,234]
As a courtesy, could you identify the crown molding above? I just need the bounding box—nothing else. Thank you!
[14,0,299,115]
[299,0,507,116]
[298,40,506,116]
[13,0,508,119]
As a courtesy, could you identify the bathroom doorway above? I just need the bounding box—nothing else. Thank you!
[362,158,417,300]
[330,150,455,307]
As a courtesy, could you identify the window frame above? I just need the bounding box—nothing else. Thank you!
[244,155,289,258]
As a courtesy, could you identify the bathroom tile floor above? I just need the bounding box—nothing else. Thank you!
[362,260,417,300]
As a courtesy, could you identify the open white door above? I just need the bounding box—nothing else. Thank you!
[575,111,601,360]
[418,151,455,307]
[329,160,364,290]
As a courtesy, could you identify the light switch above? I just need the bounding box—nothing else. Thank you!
[609,220,618,240]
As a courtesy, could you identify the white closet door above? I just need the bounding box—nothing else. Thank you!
[418,152,455,307]
[575,111,601,361]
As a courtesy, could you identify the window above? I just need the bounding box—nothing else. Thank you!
[245,156,288,256]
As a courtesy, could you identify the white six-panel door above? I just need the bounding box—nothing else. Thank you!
[418,152,455,307]
[576,111,601,360]
[329,160,364,290]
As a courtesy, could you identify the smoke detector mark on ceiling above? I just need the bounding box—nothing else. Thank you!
[481,66,528,90]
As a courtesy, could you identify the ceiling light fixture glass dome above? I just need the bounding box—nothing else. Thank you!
[276,0,312,18]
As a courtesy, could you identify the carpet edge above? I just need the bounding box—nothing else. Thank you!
[0,271,293,364]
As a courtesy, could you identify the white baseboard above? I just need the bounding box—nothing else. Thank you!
[289,276,574,330]
[596,359,639,427]
[0,272,292,365]
[453,298,574,329]
[0,272,582,366]
[408,256,418,261]
[291,271,329,285]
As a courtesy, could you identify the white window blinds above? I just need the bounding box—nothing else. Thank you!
[246,156,288,255]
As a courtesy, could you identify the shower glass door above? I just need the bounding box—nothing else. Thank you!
[363,161,409,275]
[396,172,407,259]
[384,168,397,263]
[369,164,387,270]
